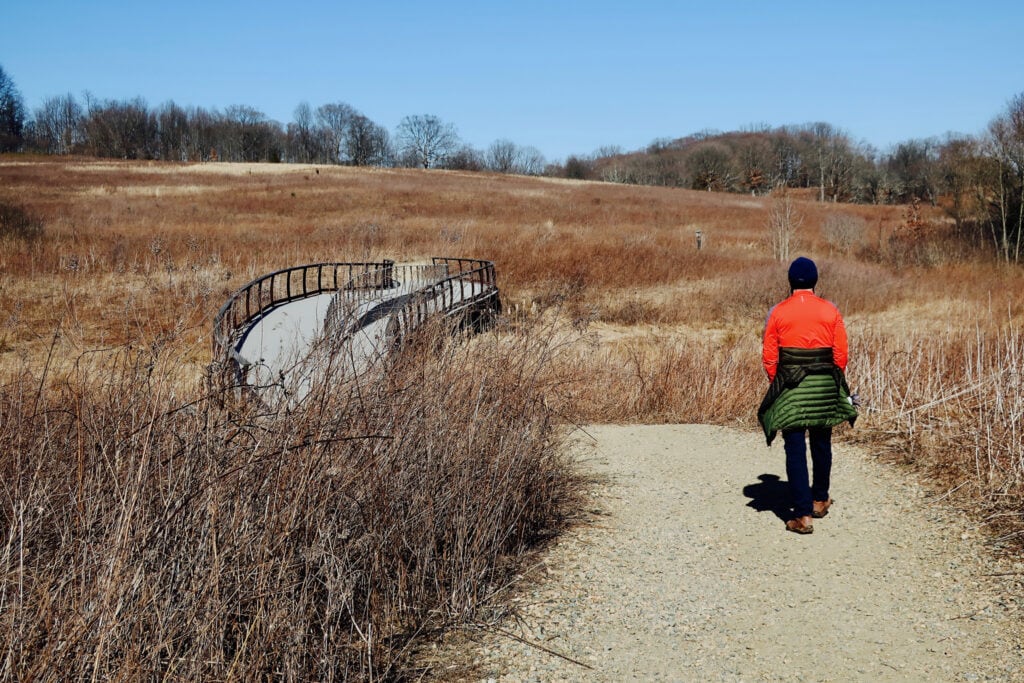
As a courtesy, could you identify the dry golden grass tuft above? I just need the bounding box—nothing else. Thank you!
[2,157,1023,677]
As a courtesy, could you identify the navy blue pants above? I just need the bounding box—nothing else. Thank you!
[782,427,832,518]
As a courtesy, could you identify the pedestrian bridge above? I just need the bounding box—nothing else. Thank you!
[212,257,500,402]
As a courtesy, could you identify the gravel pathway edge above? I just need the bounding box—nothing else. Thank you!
[425,424,1024,682]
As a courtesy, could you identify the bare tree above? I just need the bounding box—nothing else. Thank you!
[445,144,484,171]
[188,106,221,161]
[616,151,685,186]
[288,101,321,163]
[344,114,390,166]
[484,139,546,175]
[937,134,979,235]
[519,146,546,175]
[156,101,192,161]
[486,139,520,173]
[886,138,941,204]
[0,64,26,152]
[688,142,734,191]
[315,102,355,163]
[646,137,675,154]
[563,155,594,180]
[734,135,772,195]
[822,212,866,255]
[806,122,858,202]
[32,93,83,155]
[982,94,1024,263]
[850,144,887,204]
[312,104,390,166]
[769,132,802,189]
[766,190,803,261]
[83,97,158,159]
[222,105,282,162]
[396,114,458,169]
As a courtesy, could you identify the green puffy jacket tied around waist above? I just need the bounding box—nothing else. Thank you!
[757,347,858,446]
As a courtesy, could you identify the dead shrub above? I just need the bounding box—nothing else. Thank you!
[811,259,901,315]
[600,298,657,326]
[822,212,866,255]
[851,320,1024,529]
[0,315,584,680]
[0,201,44,241]
[567,332,762,424]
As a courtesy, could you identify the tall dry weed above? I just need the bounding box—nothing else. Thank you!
[852,318,1024,534]
[0,312,583,680]
[560,330,762,425]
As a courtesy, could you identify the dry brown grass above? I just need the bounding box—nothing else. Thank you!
[0,309,585,680]
[2,157,1023,677]
[0,157,916,366]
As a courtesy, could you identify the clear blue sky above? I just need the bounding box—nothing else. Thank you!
[4,0,1023,162]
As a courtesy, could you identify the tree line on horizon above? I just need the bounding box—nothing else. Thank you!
[0,65,547,175]
[2,64,1024,262]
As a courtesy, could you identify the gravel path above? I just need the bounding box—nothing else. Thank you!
[431,424,1024,682]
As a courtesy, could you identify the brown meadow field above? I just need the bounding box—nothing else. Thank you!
[2,157,1023,678]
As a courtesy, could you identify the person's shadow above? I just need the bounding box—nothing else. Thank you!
[742,474,791,521]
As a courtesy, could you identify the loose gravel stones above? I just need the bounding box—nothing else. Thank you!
[428,425,1024,682]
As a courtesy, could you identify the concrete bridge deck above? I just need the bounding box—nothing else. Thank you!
[212,258,499,403]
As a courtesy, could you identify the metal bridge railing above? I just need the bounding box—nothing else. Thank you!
[212,260,394,370]
[321,263,448,339]
[212,256,499,395]
[322,257,498,345]
[393,257,498,336]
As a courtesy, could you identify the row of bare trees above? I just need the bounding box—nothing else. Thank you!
[551,99,1024,264]
[559,122,1001,212]
[22,92,550,174]
[1,64,549,174]
[26,94,385,165]
[571,123,904,203]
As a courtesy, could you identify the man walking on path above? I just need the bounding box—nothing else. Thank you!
[758,257,858,534]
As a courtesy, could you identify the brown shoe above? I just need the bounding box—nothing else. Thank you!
[812,499,834,519]
[786,515,814,534]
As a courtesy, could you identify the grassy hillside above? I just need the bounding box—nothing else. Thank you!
[1,157,1022,678]
[3,155,1022,510]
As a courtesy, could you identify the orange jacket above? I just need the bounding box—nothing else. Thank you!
[762,289,848,381]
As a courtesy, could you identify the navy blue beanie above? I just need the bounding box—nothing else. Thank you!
[788,257,818,289]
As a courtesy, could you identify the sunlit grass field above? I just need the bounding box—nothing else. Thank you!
[2,156,1022,678]
[4,155,1022,518]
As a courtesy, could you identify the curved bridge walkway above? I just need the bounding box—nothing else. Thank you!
[212,257,500,403]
